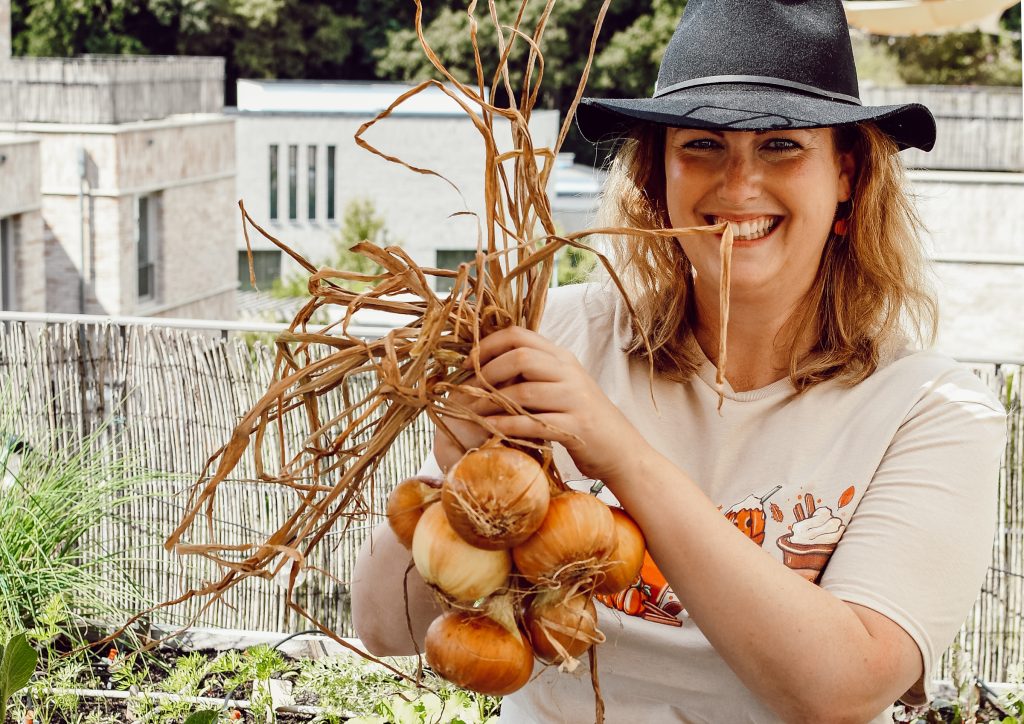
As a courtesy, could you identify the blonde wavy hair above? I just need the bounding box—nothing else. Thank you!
[596,122,938,390]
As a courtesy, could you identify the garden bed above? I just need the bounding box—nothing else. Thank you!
[4,624,1024,723]
[10,627,499,724]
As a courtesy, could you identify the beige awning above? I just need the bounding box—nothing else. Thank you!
[843,0,1019,35]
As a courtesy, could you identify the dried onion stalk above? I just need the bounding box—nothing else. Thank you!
[103,0,737,718]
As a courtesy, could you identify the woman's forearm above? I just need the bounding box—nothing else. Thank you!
[607,448,921,722]
[350,521,444,656]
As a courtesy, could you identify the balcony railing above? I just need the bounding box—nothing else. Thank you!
[0,311,1020,682]
[0,55,224,124]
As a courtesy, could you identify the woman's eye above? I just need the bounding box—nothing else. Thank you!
[764,138,801,152]
[682,138,721,151]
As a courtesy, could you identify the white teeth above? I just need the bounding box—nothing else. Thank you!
[713,216,778,240]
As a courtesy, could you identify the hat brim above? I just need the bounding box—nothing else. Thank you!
[577,84,936,152]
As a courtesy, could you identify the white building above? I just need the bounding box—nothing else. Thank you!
[231,79,561,293]
[0,134,44,311]
[0,0,237,319]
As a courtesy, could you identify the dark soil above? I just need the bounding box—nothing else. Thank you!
[9,638,315,724]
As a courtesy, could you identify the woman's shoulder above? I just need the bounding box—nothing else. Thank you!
[538,281,626,348]
[876,344,1006,416]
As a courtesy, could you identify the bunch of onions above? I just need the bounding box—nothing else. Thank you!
[412,502,511,602]
[395,441,647,698]
[593,506,646,595]
[386,476,441,548]
[523,589,604,670]
[513,491,616,584]
[441,443,550,549]
[425,595,534,696]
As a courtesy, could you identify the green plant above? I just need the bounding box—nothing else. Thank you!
[271,197,396,299]
[0,632,38,722]
[878,30,1022,86]
[233,644,288,720]
[0,395,161,640]
[557,245,598,286]
[294,653,499,724]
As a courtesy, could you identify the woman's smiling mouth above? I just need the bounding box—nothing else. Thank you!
[705,215,782,241]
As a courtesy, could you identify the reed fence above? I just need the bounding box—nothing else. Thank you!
[860,85,1023,173]
[0,316,1020,683]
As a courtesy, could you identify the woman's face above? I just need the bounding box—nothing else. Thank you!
[663,127,855,305]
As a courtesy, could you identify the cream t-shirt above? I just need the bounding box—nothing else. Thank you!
[424,282,1007,724]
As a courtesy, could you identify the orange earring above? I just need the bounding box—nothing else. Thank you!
[833,218,849,236]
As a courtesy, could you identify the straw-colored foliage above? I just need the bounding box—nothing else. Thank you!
[151,0,728,674]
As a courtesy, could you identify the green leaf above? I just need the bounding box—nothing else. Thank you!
[0,632,38,698]
[183,711,220,724]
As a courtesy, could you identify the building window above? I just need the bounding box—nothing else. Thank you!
[288,144,298,221]
[238,250,283,291]
[435,249,477,293]
[137,195,157,302]
[0,216,15,311]
[327,145,336,221]
[307,145,317,221]
[269,144,279,220]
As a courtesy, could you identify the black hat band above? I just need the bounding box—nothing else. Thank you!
[654,75,863,106]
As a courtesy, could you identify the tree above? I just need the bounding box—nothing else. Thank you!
[590,0,685,98]
[880,30,1022,85]
[11,0,150,55]
[372,0,684,165]
[1002,3,1021,35]
[272,198,395,298]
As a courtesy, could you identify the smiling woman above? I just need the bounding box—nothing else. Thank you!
[350,0,1008,721]
[601,119,937,393]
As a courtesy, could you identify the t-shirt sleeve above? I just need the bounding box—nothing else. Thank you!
[819,368,1007,705]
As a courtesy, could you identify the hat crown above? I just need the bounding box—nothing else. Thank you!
[656,0,860,103]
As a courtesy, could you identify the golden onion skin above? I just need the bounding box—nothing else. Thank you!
[425,610,535,696]
[512,491,615,584]
[412,503,511,602]
[593,507,646,595]
[524,591,599,665]
[386,477,440,549]
[442,446,550,550]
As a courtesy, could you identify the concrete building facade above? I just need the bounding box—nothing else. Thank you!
[232,80,560,293]
[0,0,236,320]
[21,116,237,318]
[0,134,45,312]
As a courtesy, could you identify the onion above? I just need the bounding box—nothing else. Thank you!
[412,502,511,602]
[593,507,646,595]
[425,598,534,696]
[442,445,550,550]
[386,476,441,549]
[524,589,603,669]
[512,491,615,584]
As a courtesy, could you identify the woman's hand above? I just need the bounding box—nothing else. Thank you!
[434,326,651,483]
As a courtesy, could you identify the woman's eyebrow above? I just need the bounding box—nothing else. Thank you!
[673,129,802,137]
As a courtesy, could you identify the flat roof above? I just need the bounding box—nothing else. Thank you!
[236,79,487,116]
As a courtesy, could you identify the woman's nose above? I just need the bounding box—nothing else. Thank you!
[716,152,762,205]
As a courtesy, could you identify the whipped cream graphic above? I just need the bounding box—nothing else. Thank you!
[789,506,845,546]
[726,494,764,515]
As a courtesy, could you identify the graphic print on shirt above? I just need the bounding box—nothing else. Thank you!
[723,484,782,546]
[595,485,857,624]
[775,488,854,584]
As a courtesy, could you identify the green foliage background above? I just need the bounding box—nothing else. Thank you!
[11,1,1021,91]
[9,0,1021,157]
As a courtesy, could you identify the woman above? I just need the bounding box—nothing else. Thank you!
[352,0,1007,721]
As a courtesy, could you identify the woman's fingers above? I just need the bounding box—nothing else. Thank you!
[473,348,565,388]
[470,326,568,368]
[482,412,579,446]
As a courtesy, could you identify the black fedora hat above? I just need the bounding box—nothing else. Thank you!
[577,0,936,152]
